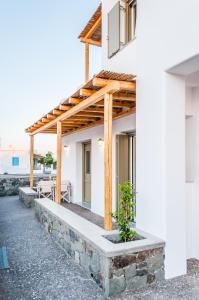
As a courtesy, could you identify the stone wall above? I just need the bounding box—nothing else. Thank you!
[19,187,38,208]
[0,175,55,197]
[35,200,165,297]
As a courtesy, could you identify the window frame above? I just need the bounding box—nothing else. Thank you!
[12,157,19,167]
[108,0,137,59]
[127,0,137,43]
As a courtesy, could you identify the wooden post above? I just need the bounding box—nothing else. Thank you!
[30,135,34,189]
[104,93,113,231]
[85,42,89,82]
[56,121,62,204]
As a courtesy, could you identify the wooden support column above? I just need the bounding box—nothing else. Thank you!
[56,121,62,204]
[29,135,34,189]
[104,93,113,231]
[85,42,89,82]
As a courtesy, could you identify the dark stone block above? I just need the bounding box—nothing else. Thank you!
[147,273,155,284]
[136,268,148,276]
[91,272,103,288]
[136,261,148,276]
[69,229,79,242]
[112,255,137,269]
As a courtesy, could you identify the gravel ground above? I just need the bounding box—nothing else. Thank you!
[1,196,199,300]
[114,259,199,300]
[0,196,104,300]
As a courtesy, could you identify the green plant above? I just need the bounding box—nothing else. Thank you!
[39,152,55,167]
[112,182,136,242]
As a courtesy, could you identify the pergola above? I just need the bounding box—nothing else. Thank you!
[78,4,102,82]
[26,71,136,230]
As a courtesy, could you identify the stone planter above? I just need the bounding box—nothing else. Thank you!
[35,198,165,297]
[104,233,145,244]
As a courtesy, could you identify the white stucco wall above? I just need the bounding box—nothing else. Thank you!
[101,0,199,279]
[102,0,137,74]
[0,149,30,174]
[62,114,136,217]
[186,87,199,260]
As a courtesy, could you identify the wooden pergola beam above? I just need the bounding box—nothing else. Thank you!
[29,81,120,135]
[53,109,62,116]
[42,118,49,123]
[80,89,136,102]
[93,77,136,91]
[113,93,136,101]
[62,107,136,136]
[80,88,96,97]
[59,104,71,111]
[85,15,102,40]
[62,121,86,125]
[47,114,56,120]
[68,97,81,105]
[92,100,131,108]
[38,121,44,125]
[76,112,104,118]
[62,124,80,128]
[71,116,97,122]
[80,37,101,47]
[42,131,56,134]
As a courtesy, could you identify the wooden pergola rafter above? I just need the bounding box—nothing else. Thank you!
[78,4,102,47]
[26,71,136,231]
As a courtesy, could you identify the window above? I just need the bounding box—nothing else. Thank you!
[85,150,91,174]
[127,0,137,42]
[108,1,137,58]
[12,157,19,166]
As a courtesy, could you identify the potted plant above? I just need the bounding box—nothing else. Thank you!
[111,182,137,243]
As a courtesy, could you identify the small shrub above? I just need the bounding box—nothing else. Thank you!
[112,182,136,242]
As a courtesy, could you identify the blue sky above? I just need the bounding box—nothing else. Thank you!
[0,0,101,155]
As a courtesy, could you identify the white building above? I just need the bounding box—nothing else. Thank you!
[0,147,31,174]
[0,147,46,175]
[26,1,199,281]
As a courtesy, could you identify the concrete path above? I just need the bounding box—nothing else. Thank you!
[1,196,199,300]
[0,196,104,300]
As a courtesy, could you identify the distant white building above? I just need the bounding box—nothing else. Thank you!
[0,147,30,174]
[0,147,48,175]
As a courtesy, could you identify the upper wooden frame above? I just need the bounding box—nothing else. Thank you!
[25,71,136,136]
[78,4,102,47]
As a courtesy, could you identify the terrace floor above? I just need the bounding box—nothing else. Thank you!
[1,196,199,299]
[61,201,118,229]
[61,202,105,228]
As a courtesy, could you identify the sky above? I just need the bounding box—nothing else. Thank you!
[0,0,101,156]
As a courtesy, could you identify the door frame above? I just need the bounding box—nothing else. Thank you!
[82,140,91,209]
[116,131,136,210]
